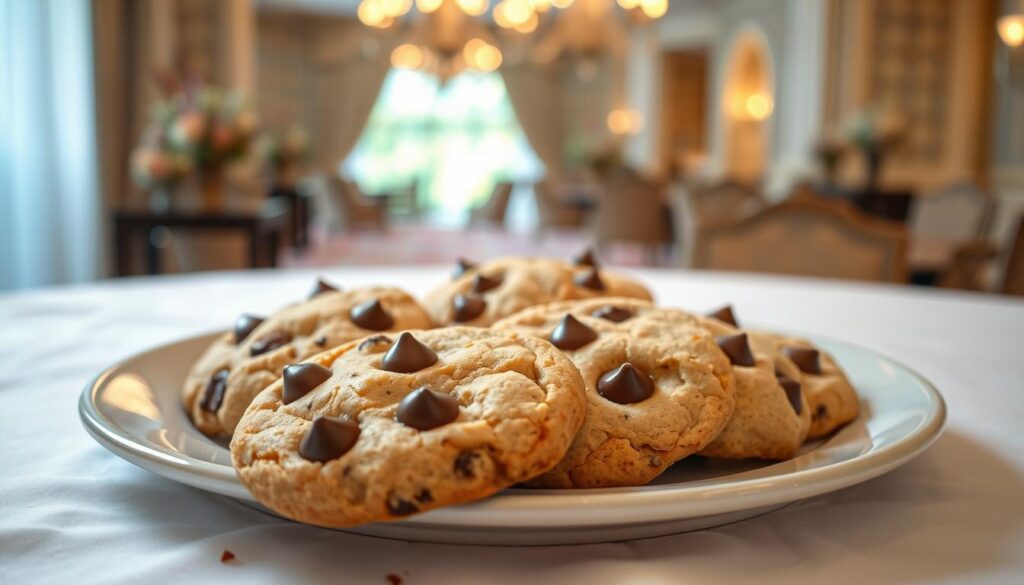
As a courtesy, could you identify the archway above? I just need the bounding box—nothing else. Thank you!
[722,27,774,183]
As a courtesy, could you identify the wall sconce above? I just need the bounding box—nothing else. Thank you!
[729,91,773,122]
[998,14,1024,47]
[607,109,644,135]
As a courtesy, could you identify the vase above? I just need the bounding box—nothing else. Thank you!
[197,169,226,210]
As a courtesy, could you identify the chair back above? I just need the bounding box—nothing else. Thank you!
[1001,214,1024,296]
[471,181,514,225]
[691,191,907,282]
[689,180,765,224]
[910,181,994,241]
[534,181,585,230]
[591,174,670,245]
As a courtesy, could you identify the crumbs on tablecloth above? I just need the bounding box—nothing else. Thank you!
[221,550,237,563]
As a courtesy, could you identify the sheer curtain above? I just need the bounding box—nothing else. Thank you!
[0,0,100,290]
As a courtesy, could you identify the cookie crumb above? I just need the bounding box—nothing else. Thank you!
[385,574,403,585]
[220,550,236,563]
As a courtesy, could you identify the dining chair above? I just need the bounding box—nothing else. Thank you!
[910,181,995,241]
[469,181,514,227]
[299,173,386,233]
[670,179,765,264]
[689,186,908,283]
[590,173,671,249]
[534,181,586,232]
[1000,214,1024,296]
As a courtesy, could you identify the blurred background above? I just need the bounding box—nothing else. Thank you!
[2,0,1023,294]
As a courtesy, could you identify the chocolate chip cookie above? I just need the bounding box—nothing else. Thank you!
[183,283,435,437]
[230,327,586,527]
[424,254,652,327]
[754,333,860,439]
[696,313,811,460]
[493,298,735,488]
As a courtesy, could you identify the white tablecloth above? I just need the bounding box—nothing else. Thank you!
[2,267,1023,585]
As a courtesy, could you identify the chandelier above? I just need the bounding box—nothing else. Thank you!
[355,0,669,79]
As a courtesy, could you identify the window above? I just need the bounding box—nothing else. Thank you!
[343,68,540,220]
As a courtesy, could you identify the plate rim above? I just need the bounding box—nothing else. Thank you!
[79,330,947,528]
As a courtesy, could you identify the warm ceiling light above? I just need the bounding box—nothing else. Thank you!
[617,0,640,9]
[416,0,443,12]
[530,0,551,13]
[998,14,1024,47]
[550,0,572,8]
[380,0,413,17]
[391,43,425,69]
[503,0,533,26]
[607,109,643,135]
[640,0,667,19]
[745,92,773,121]
[464,39,502,71]
[357,0,386,27]
[456,0,489,16]
[494,3,513,28]
[514,11,539,33]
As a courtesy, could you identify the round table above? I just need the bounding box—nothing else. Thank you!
[2,267,1022,584]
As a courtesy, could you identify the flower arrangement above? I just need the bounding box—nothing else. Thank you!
[131,85,257,195]
[258,125,311,171]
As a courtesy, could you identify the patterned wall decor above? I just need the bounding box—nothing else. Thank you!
[868,0,951,164]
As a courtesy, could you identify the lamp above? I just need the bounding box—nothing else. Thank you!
[999,14,1024,47]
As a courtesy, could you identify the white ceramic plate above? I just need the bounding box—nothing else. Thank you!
[80,331,945,545]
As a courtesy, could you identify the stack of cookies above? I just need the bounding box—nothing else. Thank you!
[183,253,859,528]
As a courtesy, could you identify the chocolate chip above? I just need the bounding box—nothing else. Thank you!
[572,247,599,267]
[283,363,333,404]
[776,372,803,415]
[472,272,503,293]
[597,363,655,404]
[250,331,293,357]
[349,298,394,331]
[199,368,229,412]
[592,305,632,322]
[549,314,597,350]
[454,450,480,478]
[359,334,392,351]
[220,550,236,563]
[314,335,328,347]
[814,404,828,420]
[309,278,339,298]
[299,416,360,462]
[396,387,459,430]
[716,333,755,367]
[415,488,433,503]
[707,305,738,327]
[233,314,264,344]
[452,293,486,322]
[784,346,822,374]
[574,267,604,291]
[453,257,476,279]
[380,332,438,373]
[386,496,419,516]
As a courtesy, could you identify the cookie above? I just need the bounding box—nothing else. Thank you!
[230,327,586,527]
[493,298,735,488]
[754,334,860,439]
[695,313,811,460]
[424,254,653,327]
[183,283,435,437]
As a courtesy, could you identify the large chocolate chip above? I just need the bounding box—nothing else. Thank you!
[454,450,481,478]
[776,372,803,415]
[453,257,476,279]
[199,368,229,412]
[358,334,392,352]
[379,332,438,373]
[309,278,339,298]
[707,305,738,327]
[716,333,755,367]
[472,272,503,293]
[386,496,419,516]
[814,404,828,420]
[574,267,605,291]
[298,416,360,462]
[396,387,460,430]
[350,298,394,331]
[283,363,333,404]
[592,305,632,323]
[573,247,599,267]
[452,294,486,322]
[250,331,293,357]
[233,314,264,344]
[549,314,598,350]
[597,363,655,404]
[784,346,821,374]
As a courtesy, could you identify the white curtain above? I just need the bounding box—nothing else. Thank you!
[501,62,566,181]
[0,0,100,290]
